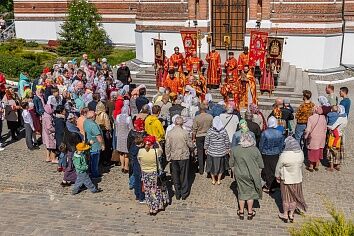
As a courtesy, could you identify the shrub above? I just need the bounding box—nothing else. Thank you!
[0,55,36,78]
[8,38,26,46]
[29,65,44,78]
[25,41,39,48]
[0,43,20,53]
[290,202,354,236]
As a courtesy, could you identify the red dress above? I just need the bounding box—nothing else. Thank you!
[260,68,274,93]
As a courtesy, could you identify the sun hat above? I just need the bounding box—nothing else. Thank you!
[76,142,90,151]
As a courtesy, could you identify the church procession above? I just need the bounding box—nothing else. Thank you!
[0,0,353,235]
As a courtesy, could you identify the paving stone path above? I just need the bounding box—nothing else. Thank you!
[0,82,353,236]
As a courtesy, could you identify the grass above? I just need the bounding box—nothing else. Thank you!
[290,201,354,236]
[105,48,136,66]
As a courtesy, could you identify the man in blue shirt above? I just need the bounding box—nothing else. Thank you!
[83,111,105,179]
[339,87,351,116]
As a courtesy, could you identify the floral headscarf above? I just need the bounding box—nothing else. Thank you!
[283,136,301,152]
[239,119,249,133]
[239,132,256,148]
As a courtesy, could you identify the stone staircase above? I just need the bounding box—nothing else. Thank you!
[131,61,305,111]
[0,20,16,42]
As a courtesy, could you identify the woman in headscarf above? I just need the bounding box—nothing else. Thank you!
[231,119,255,147]
[2,88,21,141]
[250,103,267,131]
[138,135,169,215]
[127,118,147,203]
[275,136,307,223]
[326,105,348,172]
[204,116,230,185]
[318,95,331,115]
[304,106,327,172]
[96,101,112,166]
[115,106,133,173]
[42,104,57,163]
[259,116,285,193]
[18,72,30,98]
[229,132,263,220]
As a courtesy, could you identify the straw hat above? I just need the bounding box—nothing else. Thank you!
[76,142,90,151]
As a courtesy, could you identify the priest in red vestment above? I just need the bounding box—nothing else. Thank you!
[205,49,221,89]
[224,51,238,83]
[238,46,249,71]
[186,50,203,74]
[169,46,185,73]
[164,67,185,94]
[238,65,258,109]
[260,64,275,95]
[187,65,207,99]
[220,70,241,111]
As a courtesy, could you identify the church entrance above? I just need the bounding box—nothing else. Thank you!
[211,0,247,50]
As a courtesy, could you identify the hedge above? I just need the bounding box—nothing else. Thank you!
[0,55,36,78]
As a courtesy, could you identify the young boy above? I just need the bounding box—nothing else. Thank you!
[21,102,39,150]
[339,86,351,117]
[72,142,102,195]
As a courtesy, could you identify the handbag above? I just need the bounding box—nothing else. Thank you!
[154,148,167,187]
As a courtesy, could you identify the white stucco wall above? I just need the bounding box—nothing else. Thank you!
[15,20,60,41]
[342,32,354,65]
[135,30,209,63]
[102,22,136,45]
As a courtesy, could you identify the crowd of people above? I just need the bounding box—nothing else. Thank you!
[0,52,351,220]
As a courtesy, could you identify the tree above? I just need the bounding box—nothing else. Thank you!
[57,0,111,57]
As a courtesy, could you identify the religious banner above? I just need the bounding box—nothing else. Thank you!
[180,30,198,58]
[266,37,284,73]
[249,31,268,70]
[153,39,164,66]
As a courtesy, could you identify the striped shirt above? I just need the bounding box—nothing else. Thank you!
[204,127,230,157]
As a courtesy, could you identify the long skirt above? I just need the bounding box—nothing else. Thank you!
[261,154,280,189]
[327,135,345,165]
[142,171,169,213]
[308,148,323,163]
[206,155,226,175]
[280,181,307,213]
[63,151,77,183]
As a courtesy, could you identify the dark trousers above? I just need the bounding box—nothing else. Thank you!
[171,159,190,198]
[261,154,280,190]
[196,136,206,174]
[24,123,33,149]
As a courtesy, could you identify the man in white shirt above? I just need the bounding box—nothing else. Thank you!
[21,102,38,150]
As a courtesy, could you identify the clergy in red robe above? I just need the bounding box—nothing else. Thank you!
[220,71,241,111]
[186,50,203,73]
[224,51,238,83]
[187,67,207,99]
[205,49,221,88]
[164,68,185,94]
[238,46,249,71]
[238,65,258,109]
[260,64,275,95]
[169,46,185,73]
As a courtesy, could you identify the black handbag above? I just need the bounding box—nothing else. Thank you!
[154,148,167,187]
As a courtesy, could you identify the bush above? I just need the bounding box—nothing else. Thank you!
[290,203,354,236]
[25,41,39,48]
[28,65,44,78]
[8,38,26,47]
[0,55,36,78]
[0,43,20,53]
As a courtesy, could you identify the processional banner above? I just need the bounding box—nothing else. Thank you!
[249,31,268,70]
[180,30,198,58]
[266,37,284,72]
[153,39,164,67]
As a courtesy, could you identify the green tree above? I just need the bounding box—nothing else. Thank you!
[57,0,111,57]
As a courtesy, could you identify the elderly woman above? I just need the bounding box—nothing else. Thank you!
[138,135,169,215]
[204,116,231,185]
[250,103,267,131]
[304,106,327,171]
[96,101,112,166]
[318,96,332,115]
[230,132,263,220]
[326,105,348,172]
[115,106,133,173]
[2,88,21,141]
[275,136,307,223]
[259,116,285,193]
[232,119,255,147]
[42,104,57,163]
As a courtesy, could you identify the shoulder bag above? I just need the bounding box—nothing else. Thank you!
[154,148,167,187]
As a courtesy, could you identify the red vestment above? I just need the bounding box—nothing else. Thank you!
[170,53,185,72]
[186,56,203,73]
[164,72,185,94]
[260,67,274,93]
[206,51,221,86]
[220,75,241,111]
[224,57,238,82]
[238,71,258,109]
[238,53,249,71]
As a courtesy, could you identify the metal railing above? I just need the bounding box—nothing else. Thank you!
[0,19,16,42]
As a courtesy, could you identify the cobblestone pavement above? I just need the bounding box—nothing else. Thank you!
[0,82,353,236]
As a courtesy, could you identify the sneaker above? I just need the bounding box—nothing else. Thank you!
[139,200,146,204]
[92,189,103,194]
[0,147,4,151]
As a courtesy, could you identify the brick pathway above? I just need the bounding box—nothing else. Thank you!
[0,82,353,236]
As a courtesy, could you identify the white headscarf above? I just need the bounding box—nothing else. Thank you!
[318,96,330,106]
[205,93,213,103]
[267,116,278,128]
[212,116,224,131]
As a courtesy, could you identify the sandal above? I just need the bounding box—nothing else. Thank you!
[247,210,256,220]
[306,167,314,172]
[217,181,221,185]
[334,166,341,171]
[212,180,216,185]
[237,210,244,220]
[278,213,288,223]
[288,215,294,223]
[314,167,319,171]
